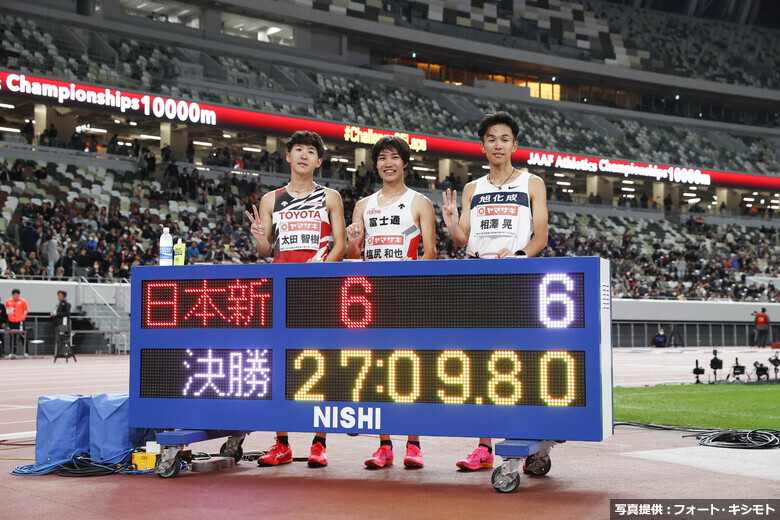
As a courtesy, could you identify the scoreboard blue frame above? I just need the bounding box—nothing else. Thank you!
[129,257,613,441]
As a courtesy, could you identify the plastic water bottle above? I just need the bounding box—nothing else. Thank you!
[159,227,173,266]
[173,238,185,265]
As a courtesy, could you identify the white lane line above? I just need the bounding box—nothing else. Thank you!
[0,431,36,441]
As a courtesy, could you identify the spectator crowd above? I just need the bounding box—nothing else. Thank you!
[2,157,780,304]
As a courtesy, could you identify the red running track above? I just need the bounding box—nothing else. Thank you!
[0,349,778,520]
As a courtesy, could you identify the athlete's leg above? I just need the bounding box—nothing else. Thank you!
[257,432,292,466]
[365,434,394,468]
[455,437,493,471]
[308,432,328,467]
[403,435,423,468]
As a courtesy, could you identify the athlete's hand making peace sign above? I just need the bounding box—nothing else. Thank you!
[441,189,460,230]
[245,204,267,242]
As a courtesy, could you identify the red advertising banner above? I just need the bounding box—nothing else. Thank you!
[1,70,777,190]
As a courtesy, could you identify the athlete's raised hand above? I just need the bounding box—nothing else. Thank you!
[245,204,267,242]
[441,189,459,229]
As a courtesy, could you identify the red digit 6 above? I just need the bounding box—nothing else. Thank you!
[340,277,373,328]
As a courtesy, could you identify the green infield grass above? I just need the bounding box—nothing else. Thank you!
[613,383,780,431]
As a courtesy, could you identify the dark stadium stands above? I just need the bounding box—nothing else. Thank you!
[1,10,777,176]
[584,0,779,88]
[2,145,779,303]
[0,0,778,305]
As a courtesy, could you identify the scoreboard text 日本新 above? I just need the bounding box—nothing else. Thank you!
[130,257,612,441]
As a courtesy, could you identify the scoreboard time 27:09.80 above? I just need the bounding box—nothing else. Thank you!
[129,258,612,441]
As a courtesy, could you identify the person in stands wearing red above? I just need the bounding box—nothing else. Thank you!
[245,130,346,468]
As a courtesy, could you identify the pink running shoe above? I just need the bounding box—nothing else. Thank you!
[257,438,292,466]
[455,446,494,470]
[364,445,394,468]
[403,443,424,468]
[308,442,328,467]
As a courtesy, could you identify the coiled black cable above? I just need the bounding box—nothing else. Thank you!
[696,429,780,449]
[615,422,780,449]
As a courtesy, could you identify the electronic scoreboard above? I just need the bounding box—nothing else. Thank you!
[130,257,612,441]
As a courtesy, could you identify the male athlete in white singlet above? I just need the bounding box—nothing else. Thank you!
[346,135,436,469]
[245,130,346,469]
[441,111,549,470]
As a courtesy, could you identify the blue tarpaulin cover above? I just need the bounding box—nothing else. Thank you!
[89,393,149,462]
[35,395,90,464]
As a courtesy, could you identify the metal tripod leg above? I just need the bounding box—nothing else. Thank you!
[54,330,76,363]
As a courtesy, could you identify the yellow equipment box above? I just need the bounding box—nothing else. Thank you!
[132,452,159,471]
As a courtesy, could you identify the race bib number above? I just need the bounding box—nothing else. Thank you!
[365,234,405,261]
[278,221,322,252]
[473,204,520,238]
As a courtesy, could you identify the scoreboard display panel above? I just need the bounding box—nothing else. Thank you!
[129,257,613,441]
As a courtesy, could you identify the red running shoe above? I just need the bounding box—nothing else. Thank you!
[257,438,292,466]
[455,446,494,471]
[308,442,328,467]
[364,445,394,468]
[403,443,424,468]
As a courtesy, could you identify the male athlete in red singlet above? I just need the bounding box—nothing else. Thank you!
[346,135,436,469]
[245,130,346,468]
[441,112,549,471]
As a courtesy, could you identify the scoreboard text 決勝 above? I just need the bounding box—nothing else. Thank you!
[129,257,613,441]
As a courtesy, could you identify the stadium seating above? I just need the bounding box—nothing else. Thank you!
[584,0,780,89]
[2,148,779,302]
[2,11,777,177]
[227,0,779,89]
[313,72,473,139]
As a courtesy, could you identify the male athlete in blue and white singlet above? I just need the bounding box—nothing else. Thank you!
[441,111,549,470]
